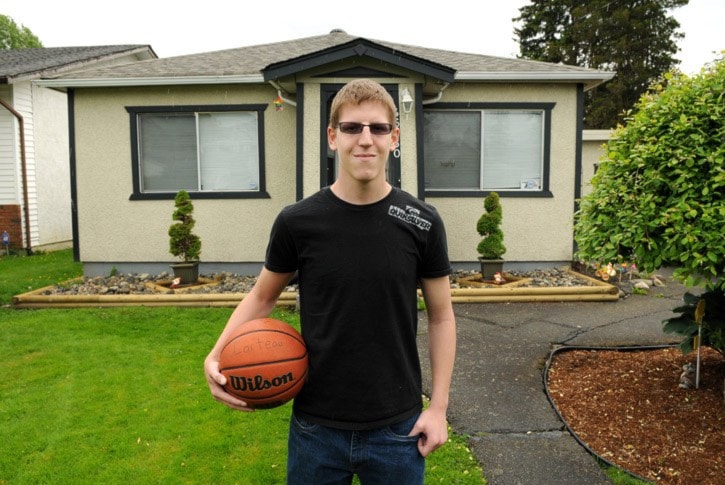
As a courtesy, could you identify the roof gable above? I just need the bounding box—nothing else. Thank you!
[262,38,455,83]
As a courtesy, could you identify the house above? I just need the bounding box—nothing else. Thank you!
[581,129,615,198]
[38,30,614,276]
[0,45,157,253]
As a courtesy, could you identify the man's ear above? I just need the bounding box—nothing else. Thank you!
[327,126,337,150]
[389,128,400,152]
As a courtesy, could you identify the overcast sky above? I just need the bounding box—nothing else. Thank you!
[2,0,722,75]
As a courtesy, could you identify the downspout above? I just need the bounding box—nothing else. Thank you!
[0,97,33,255]
[268,80,297,107]
[573,84,585,258]
[421,82,450,106]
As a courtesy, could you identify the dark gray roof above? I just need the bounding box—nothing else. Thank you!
[41,31,613,88]
[0,45,157,83]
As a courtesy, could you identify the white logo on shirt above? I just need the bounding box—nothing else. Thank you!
[388,205,432,231]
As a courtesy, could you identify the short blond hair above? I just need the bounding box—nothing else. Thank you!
[329,79,397,128]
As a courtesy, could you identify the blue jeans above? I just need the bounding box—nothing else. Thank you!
[287,412,424,485]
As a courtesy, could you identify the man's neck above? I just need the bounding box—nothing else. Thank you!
[330,179,392,205]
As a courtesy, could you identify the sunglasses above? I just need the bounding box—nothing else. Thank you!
[337,122,394,135]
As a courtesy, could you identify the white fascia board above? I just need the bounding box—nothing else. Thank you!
[35,74,265,88]
[455,70,616,90]
[456,70,615,81]
[582,129,615,141]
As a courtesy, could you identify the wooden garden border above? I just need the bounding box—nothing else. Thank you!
[12,269,618,308]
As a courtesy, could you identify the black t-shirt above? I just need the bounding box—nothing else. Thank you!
[265,187,452,430]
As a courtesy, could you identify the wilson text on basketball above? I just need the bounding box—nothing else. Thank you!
[229,372,296,392]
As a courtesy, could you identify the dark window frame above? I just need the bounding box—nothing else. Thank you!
[422,102,555,198]
[126,104,269,200]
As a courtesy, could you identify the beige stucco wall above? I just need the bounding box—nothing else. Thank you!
[74,84,297,264]
[32,83,73,248]
[581,129,613,198]
[427,83,580,265]
[74,78,589,270]
[396,81,420,196]
[301,83,322,199]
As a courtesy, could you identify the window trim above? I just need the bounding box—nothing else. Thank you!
[126,104,270,200]
[422,102,555,198]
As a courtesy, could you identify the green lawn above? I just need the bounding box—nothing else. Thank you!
[0,249,83,305]
[0,250,484,484]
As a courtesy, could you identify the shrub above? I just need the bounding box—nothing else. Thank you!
[168,190,201,262]
[476,192,506,259]
[574,56,725,291]
[663,289,725,356]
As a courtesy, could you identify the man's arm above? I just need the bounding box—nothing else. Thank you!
[411,275,456,456]
[204,267,295,411]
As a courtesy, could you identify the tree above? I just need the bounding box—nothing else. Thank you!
[574,57,725,291]
[168,190,201,263]
[476,192,506,260]
[514,0,687,128]
[0,15,43,49]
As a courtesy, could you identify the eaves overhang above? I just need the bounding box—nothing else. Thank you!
[2,46,157,85]
[456,70,616,91]
[35,74,265,89]
[262,38,456,83]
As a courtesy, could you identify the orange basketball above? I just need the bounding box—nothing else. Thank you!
[219,318,308,409]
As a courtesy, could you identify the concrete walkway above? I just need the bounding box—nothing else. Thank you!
[418,269,690,484]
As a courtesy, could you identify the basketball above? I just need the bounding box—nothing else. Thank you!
[219,318,308,409]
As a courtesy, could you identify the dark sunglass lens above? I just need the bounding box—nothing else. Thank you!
[339,122,363,134]
[370,123,392,135]
[338,122,392,135]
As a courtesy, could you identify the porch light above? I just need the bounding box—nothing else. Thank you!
[400,88,414,114]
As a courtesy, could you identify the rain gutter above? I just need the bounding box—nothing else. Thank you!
[455,70,615,91]
[268,80,297,107]
[421,82,450,105]
[35,74,265,89]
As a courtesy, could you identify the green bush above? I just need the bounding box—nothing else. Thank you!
[476,192,506,259]
[168,190,201,262]
[663,289,725,356]
[574,56,725,291]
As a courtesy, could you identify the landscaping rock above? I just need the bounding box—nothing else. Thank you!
[43,267,602,297]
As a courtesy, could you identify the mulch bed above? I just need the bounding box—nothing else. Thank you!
[547,346,724,484]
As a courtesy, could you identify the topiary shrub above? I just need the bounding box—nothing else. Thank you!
[168,190,201,263]
[476,192,506,260]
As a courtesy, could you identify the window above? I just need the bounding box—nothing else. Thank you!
[423,103,553,195]
[127,105,268,199]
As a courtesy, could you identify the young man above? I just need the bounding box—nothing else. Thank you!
[204,78,456,484]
